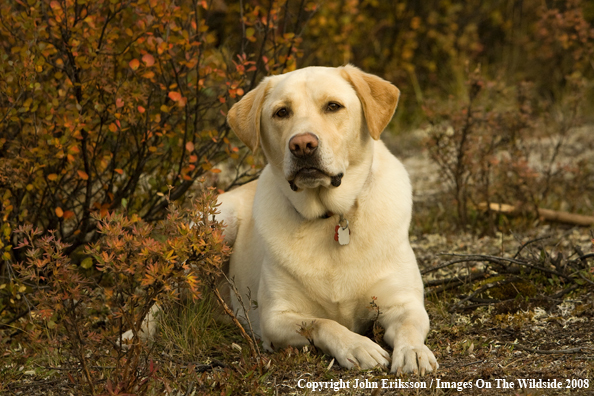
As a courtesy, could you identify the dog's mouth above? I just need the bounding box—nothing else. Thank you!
[288,167,343,191]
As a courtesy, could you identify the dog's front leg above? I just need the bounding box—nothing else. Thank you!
[380,301,438,375]
[261,312,391,369]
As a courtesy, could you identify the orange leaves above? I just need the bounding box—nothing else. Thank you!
[48,174,58,181]
[55,207,63,217]
[168,91,187,107]
[168,91,182,101]
[77,170,89,180]
[142,53,155,67]
[129,59,140,70]
[185,141,194,152]
[228,88,244,98]
[130,54,154,73]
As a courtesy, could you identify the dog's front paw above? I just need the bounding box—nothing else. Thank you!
[334,334,391,370]
[391,344,438,375]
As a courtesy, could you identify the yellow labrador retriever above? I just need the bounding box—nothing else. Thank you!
[219,65,438,374]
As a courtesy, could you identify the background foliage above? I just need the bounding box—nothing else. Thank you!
[1,0,593,394]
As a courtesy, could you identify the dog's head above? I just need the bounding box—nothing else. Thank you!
[227,65,400,192]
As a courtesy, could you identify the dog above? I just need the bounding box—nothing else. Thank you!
[218,65,438,374]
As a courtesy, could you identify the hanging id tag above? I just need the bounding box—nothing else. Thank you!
[334,218,350,245]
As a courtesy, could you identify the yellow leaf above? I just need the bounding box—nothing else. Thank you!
[55,207,64,217]
[48,173,58,181]
[81,257,93,269]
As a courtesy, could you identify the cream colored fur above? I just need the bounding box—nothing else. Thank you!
[220,65,438,374]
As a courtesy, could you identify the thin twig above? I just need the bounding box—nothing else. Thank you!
[421,258,481,275]
[513,236,551,259]
[424,271,487,287]
[512,344,594,355]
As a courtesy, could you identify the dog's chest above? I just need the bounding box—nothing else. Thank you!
[269,216,393,299]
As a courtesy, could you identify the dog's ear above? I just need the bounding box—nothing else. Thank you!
[227,78,270,152]
[340,64,400,140]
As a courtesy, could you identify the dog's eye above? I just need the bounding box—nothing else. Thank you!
[274,107,289,118]
[326,102,342,112]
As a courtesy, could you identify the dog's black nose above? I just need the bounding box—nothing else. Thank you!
[289,133,318,158]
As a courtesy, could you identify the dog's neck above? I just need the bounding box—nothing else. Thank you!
[273,147,375,222]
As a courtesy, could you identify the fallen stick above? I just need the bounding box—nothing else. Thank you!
[479,202,594,226]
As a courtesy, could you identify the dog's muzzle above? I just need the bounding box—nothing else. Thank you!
[286,133,343,191]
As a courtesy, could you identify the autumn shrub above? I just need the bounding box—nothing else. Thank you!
[0,0,315,253]
[0,0,315,330]
[11,191,229,394]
